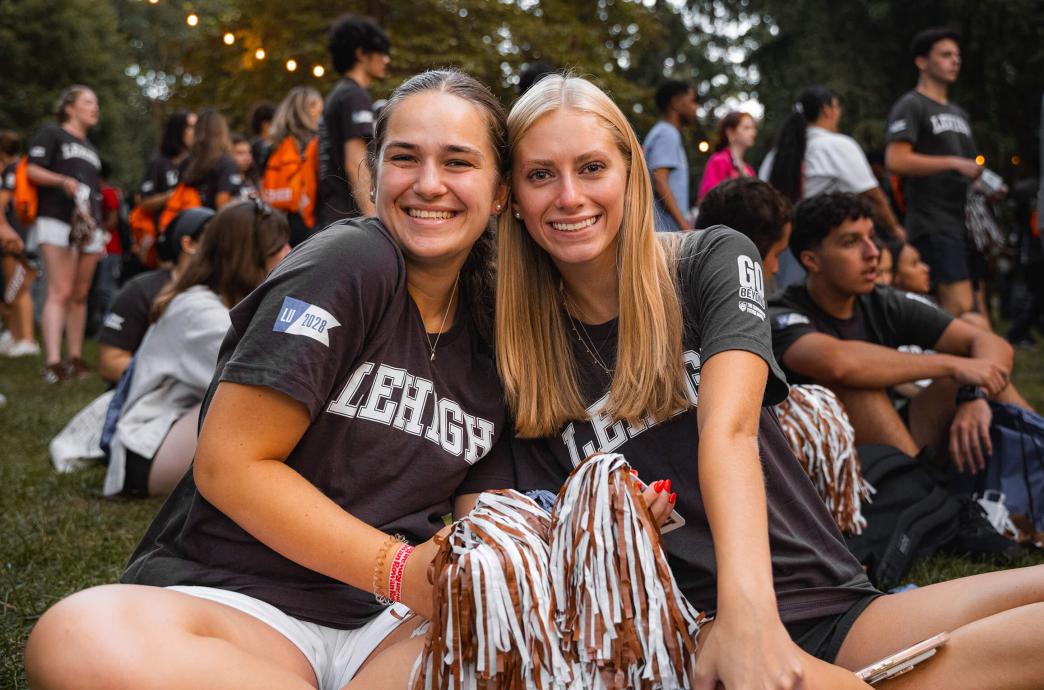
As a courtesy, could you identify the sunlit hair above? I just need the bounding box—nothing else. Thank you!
[54,85,94,124]
[270,87,323,151]
[497,74,687,437]
[183,109,232,187]
[369,69,507,343]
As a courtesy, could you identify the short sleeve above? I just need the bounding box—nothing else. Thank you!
[824,137,878,194]
[27,127,58,168]
[678,226,788,404]
[768,306,819,366]
[215,157,243,197]
[879,288,954,349]
[218,223,402,419]
[336,88,376,142]
[886,96,920,145]
[139,157,166,196]
[697,152,732,200]
[2,165,15,192]
[99,280,156,351]
[644,125,684,173]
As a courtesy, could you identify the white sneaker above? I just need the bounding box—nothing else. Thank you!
[6,340,41,357]
[0,331,13,355]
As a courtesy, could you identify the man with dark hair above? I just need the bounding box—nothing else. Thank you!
[316,14,390,229]
[248,101,275,169]
[885,28,983,317]
[696,177,792,276]
[643,80,697,232]
[769,192,1031,473]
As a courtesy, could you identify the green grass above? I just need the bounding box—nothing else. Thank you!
[2,337,1044,688]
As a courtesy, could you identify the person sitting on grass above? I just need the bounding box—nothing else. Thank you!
[695,176,793,278]
[102,199,290,498]
[97,207,214,384]
[769,192,1034,475]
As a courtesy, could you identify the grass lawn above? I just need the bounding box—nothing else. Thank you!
[3,337,1044,688]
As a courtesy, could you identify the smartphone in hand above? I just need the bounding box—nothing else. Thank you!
[855,632,949,685]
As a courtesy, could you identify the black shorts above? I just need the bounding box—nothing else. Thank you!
[785,593,882,663]
[911,232,981,286]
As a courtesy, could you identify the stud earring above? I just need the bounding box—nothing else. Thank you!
[513,211,522,219]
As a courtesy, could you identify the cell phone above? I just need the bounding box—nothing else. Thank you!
[978,168,1005,195]
[633,476,686,534]
[855,632,949,685]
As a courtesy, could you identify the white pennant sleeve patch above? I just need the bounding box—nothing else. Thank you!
[272,296,341,347]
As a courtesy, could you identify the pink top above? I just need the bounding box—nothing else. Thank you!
[698,149,756,200]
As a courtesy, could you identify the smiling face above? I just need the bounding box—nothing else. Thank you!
[802,215,879,296]
[512,108,628,278]
[375,90,506,270]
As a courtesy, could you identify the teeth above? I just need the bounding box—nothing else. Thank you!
[408,209,455,220]
[551,216,598,231]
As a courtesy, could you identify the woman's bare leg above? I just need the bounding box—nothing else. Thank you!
[834,565,1044,689]
[39,244,75,365]
[25,584,318,690]
[65,249,99,360]
[342,619,426,690]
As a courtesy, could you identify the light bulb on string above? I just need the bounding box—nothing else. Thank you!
[223,32,235,45]
[312,65,325,78]
[186,13,198,27]
[286,59,298,72]
[255,48,266,60]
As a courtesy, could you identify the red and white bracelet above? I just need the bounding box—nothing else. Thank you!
[387,543,414,603]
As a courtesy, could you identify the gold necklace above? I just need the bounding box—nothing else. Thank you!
[562,292,616,376]
[425,278,459,362]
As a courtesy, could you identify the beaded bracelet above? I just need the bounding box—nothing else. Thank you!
[372,534,404,605]
[387,543,414,603]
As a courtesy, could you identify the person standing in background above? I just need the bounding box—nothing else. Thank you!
[698,111,756,201]
[26,85,104,383]
[886,28,982,317]
[247,102,275,173]
[763,86,905,292]
[315,14,390,229]
[644,80,697,232]
[0,130,39,358]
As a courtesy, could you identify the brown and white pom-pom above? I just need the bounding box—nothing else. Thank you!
[549,453,705,690]
[412,490,576,690]
[774,384,875,534]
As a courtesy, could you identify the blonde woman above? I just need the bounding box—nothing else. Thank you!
[263,86,324,245]
[495,75,1044,689]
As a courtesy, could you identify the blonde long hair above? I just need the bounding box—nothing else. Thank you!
[497,75,687,437]
[269,86,323,151]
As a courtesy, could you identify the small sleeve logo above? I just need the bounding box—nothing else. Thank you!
[273,296,341,346]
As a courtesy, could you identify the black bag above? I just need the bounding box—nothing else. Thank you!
[845,444,961,588]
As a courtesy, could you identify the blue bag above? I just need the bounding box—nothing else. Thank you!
[985,401,1044,531]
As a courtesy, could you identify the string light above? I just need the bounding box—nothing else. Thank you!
[1011,155,1021,166]
[312,65,325,77]
[186,13,198,26]
[975,155,985,166]
[285,59,298,72]
[148,0,159,4]
[255,48,266,60]
[223,32,235,45]
[697,140,710,153]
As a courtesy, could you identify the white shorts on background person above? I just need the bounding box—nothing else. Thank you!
[29,216,106,254]
[168,586,413,690]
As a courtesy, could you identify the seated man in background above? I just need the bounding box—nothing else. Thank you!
[695,176,792,278]
[769,192,1032,474]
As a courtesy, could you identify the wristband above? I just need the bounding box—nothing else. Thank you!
[372,534,404,605]
[955,384,987,405]
[387,543,414,604]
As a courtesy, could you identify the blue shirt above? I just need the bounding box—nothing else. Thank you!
[644,120,689,232]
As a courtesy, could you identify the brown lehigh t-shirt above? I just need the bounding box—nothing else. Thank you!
[123,218,508,629]
[493,227,878,623]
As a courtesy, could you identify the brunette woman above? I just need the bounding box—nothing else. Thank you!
[177,108,242,211]
[26,85,104,382]
[496,74,1044,690]
[697,110,756,200]
[26,69,511,690]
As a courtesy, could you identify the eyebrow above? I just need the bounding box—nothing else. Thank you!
[522,150,608,167]
[384,141,485,157]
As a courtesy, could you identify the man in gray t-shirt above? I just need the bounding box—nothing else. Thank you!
[885,28,983,317]
[644,81,697,232]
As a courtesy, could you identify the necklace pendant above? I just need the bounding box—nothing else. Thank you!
[430,351,436,362]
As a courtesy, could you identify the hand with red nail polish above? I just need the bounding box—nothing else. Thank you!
[640,477,674,529]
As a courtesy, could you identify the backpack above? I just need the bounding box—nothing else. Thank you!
[128,205,159,268]
[983,401,1044,532]
[261,136,318,227]
[845,444,961,588]
[158,182,203,232]
[13,156,38,226]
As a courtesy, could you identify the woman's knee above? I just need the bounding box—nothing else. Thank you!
[25,586,166,690]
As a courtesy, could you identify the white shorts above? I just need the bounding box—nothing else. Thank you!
[30,216,106,254]
[168,585,414,690]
